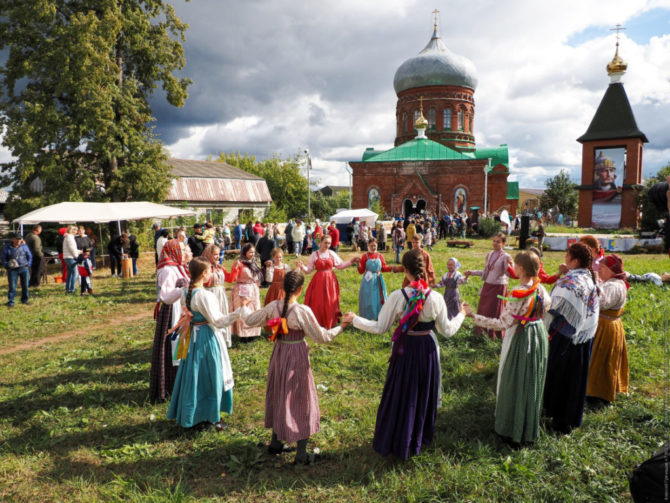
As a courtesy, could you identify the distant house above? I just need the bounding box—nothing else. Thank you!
[519,188,545,212]
[165,159,272,221]
[318,185,350,197]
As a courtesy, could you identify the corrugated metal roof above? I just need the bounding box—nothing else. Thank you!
[166,178,272,203]
[363,138,475,162]
[166,158,264,180]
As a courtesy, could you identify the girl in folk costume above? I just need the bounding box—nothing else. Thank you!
[435,257,467,320]
[543,243,600,433]
[464,232,513,338]
[242,271,349,464]
[167,258,248,430]
[342,249,465,459]
[578,235,605,276]
[298,234,359,329]
[506,247,563,285]
[401,233,436,287]
[586,254,629,405]
[230,243,264,340]
[464,251,551,444]
[150,239,189,402]
[201,244,239,348]
[357,238,401,320]
[264,247,292,306]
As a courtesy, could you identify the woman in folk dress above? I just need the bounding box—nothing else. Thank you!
[201,244,239,348]
[264,247,293,306]
[357,238,400,320]
[230,243,263,340]
[435,257,467,320]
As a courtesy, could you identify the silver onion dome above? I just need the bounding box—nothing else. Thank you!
[393,28,478,94]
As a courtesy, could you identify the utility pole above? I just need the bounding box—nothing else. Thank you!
[484,157,491,216]
[304,149,312,223]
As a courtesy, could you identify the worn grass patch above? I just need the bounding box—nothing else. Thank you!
[0,244,668,502]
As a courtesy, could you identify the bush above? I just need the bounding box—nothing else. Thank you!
[478,217,500,238]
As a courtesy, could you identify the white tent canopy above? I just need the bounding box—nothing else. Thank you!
[13,201,196,225]
[329,208,378,226]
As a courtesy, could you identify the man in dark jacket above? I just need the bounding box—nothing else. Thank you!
[2,234,32,307]
[255,224,275,287]
[187,223,206,257]
[24,225,44,287]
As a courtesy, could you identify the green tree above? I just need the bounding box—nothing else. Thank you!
[0,0,191,220]
[219,152,308,220]
[639,163,670,231]
[540,170,578,217]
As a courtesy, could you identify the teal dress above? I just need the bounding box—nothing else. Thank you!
[167,290,234,427]
[358,254,388,321]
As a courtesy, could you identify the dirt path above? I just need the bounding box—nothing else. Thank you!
[0,303,153,356]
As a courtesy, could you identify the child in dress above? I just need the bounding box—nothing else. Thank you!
[464,251,551,445]
[424,228,433,251]
[167,257,248,430]
[264,248,292,306]
[76,248,94,295]
[435,257,467,319]
[242,270,350,464]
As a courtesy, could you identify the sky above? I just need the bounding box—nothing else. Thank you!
[3,0,670,190]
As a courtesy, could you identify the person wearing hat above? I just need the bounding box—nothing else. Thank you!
[2,233,32,307]
[586,254,629,406]
[187,223,206,258]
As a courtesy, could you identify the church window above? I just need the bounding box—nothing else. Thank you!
[443,109,451,130]
[428,108,436,129]
[402,112,407,133]
[458,110,464,130]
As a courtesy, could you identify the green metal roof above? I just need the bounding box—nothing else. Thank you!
[474,144,509,172]
[361,139,509,172]
[362,138,475,162]
[506,180,519,200]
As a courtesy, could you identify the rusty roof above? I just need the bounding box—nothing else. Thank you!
[165,159,272,203]
[166,158,264,180]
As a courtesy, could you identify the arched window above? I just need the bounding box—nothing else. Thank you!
[402,112,407,133]
[368,187,380,209]
[443,108,451,130]
[458,110,464,130]
[428,108,436,129]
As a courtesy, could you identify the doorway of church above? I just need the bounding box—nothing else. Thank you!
[403,199,426,220]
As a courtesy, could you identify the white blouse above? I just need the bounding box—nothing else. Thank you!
[353,287,465,338]
[157,265,186,327]
[300,249,353,274]
[242,301,342,343]
[185,288,242,329]
[599,279,627,311]
[265,263,292,283]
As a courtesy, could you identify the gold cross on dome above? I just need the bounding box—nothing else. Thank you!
[433,9,440,30]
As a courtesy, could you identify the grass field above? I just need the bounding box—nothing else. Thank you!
[0,240,668,502]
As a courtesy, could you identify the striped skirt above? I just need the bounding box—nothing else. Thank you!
[476,283,507,339]
[149,303,179,403]
[265,329,320,443]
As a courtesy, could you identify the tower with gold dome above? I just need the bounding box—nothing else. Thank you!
[576,27,647,229]
[349,13,517,219]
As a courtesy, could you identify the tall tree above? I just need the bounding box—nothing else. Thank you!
[219,153,309,220]
[0,0,191,219]
[540,169,578,217]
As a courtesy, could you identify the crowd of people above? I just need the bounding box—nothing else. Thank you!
[142,213,650,465]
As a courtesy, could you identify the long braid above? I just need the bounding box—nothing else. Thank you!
[187,257,210,311]
[186,282,194,312]
[281,270,305,320]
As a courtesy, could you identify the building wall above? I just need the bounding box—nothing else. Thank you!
[577,137,643,228]
[395,85,475,149]
[350,160,511,217]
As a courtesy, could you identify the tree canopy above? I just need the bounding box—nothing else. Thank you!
[540,169,578,217]
[0,0,191,220]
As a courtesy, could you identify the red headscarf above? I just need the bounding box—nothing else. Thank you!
[601,254,629,289]
[157,239,189,278]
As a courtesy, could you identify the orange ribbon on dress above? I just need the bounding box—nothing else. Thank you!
[267,317,289,342]
[169,308,194,360]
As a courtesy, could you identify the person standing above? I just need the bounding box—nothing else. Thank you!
[85,227,98,269]
[155,229,170,263]
[256,225,276,288]
[357,239,399,320]
[56,227,67,281]
[328,221,340,252]
[188,223,206,258]
[128,234,140,276]
[24,225,43,287]
[2,234,32,307]
[152,223,162,265]
[233,219,243,250]
[230,243,264,341]
[342,249,465,459]
[401,233,435,287]
[292,219,306,257]
[405,219,416,249]
[285,220,294,254]
[464,232,513,339]
[107,233,124,277]
[392,220,405,265]
[63,225,80,294]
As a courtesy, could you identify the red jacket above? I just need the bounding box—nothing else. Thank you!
[328,226,340,248]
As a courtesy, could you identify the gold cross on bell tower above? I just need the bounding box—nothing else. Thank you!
[432,9,440,30]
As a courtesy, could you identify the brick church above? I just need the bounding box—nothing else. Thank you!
[349,15,518,219]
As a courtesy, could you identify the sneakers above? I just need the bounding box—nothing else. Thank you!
[6,302,14,308]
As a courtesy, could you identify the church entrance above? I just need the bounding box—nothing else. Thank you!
[403,199,426,219]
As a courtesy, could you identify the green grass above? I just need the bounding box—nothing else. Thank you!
[0,243,668,502]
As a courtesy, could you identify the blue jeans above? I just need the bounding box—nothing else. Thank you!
[395,244,403,264]
[294,241,303,256]
[65,259,77,292]
[7,267,29,305]
[132,257,138,276]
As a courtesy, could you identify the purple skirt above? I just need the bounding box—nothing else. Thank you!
[476,283,507,339]
[373,334,440,459]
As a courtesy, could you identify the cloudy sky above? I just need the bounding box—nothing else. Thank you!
[149,0,670,189]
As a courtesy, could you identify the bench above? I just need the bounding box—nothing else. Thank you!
[447,240,474,248]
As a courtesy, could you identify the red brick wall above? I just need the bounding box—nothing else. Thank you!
[395,85,475,149]
[577,137,644,228]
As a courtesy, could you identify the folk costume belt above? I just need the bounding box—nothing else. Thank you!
[599,313,621,321]
[407,330,431,336]
[277,338,306,344]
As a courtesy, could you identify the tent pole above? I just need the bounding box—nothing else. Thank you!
[99,223,105,267]
[117,220,122,235]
